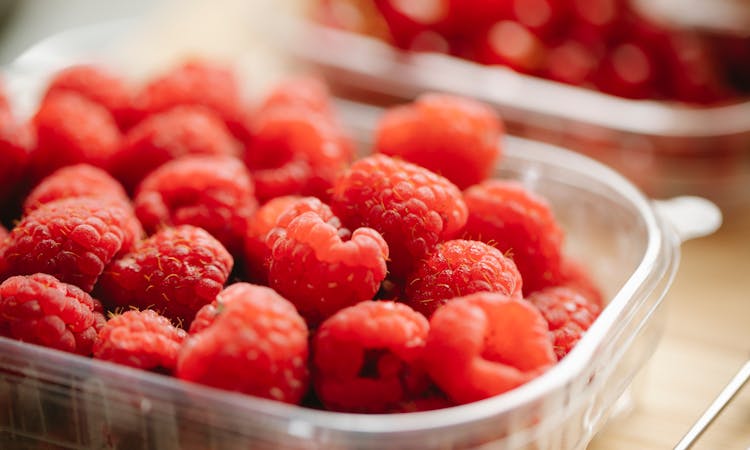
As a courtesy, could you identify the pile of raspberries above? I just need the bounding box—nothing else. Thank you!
[0,60,603,413]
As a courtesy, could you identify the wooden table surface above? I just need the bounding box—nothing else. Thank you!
[589,206,750,450]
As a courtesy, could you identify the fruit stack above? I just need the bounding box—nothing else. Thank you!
[314,0,750,104]
[0,59,603,413]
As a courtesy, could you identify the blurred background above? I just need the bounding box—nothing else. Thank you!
[0,1,152,64]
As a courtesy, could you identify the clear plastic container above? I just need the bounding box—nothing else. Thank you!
[281,20,750,212]
[0,22,722,450]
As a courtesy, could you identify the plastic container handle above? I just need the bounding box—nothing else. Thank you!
[653,196,722,243]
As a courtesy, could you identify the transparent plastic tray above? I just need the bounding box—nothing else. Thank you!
[283,19,750,211]
[0,22,722,450]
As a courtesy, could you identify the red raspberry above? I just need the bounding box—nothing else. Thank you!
[560,258,604,309]
[259,76,335,116]
[111,106,241,192]
[93,309,187,372]
[0,273,105,355]
[0,110,33,206]
[462,180,564,295]
[23,164,131,213]
[0,198,140,292]
[312,300,430,413]
[177,283,309,404]
[43,64,136,130]
[375,93,503,189]
[527,286,601,360]
[133,59,249,141]
[422,292,556,404]
[405,239,522,318]
[331,154,467,278]
[0,224,7,243]
[242,195,304,283]
[95,225,233,326]
[30,91,121,181]
[267,210,389,326]
[244,106,352,203]
[134,155,257,256]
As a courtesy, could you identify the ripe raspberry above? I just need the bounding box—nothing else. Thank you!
[375,93,503,189]
[405,239,522,318]
[111,106,240,192]
[0,224,7,243]
[259,76,335,115]
[267,210,388,326]
[243,195,305,283]
[560,259,605,309]
[177,283,309,404]
[0,198,140,292]
[312,301,430,412]
[133,59,249,141]
[30,91,121,181]
[422,292,555,404]
[462,180,564,295]
[134,155,256,256]
[95,225,233,326]
[527,286,601,360]
[43,64,136,130]
[93,309,187,372]
[23,164,131,213]
[331,154,468,278]
[0,110,33,206]
[0,273,105,355]
[244,106,353,202]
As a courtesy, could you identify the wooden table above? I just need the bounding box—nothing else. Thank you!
[589,206,750,449]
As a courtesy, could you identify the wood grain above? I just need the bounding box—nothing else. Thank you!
[589,207,750,450]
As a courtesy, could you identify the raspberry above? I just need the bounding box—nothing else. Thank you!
[422,292,555,404]
[462,180,564,295]
[527,286,601,360]
[560,258,604,309]
[0,198,140,292]
[23,164,131,213]
[331,154,468,278]
[30,92,121,181]
[405,239,522,318]
[134,155,257,256]
[0,273,105,355]
[95,225,233,326]
[133,59,249,141]
[244,105,353,202]
[312,301,429,412]
[259,76,335,115]
[267,210,389,326]
[0,224,7,243]
[375,93,503,189]
[177,283,309,404]
[43,64,136,130]
[111,106,240,192]
[0,110,33,206]
[93,309,187,372]
[242,195,304,283]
